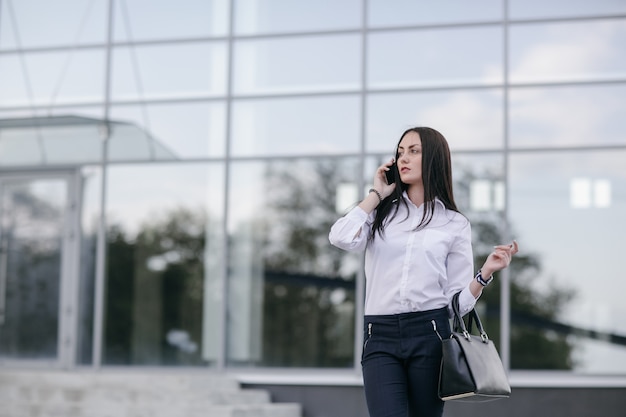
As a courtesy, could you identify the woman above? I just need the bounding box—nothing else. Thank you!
[329,127,518,417]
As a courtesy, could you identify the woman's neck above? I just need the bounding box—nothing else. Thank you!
[406,184,424,207]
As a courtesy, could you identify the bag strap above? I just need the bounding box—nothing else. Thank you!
[450,292,491,342]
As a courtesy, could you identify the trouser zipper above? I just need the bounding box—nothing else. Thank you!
[432,319,443,341]
[364,323,372,349]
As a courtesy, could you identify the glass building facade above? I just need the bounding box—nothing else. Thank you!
[1,0,626,382]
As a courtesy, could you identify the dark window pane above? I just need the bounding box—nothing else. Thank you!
[226,158,360,367]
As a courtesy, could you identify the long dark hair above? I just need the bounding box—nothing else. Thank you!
[371,127,461,240]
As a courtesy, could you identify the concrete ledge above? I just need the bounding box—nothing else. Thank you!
[231,369,626,388]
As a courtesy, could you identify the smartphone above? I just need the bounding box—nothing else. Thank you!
[385,162,397,184]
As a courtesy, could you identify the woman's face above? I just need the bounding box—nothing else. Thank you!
[396,131,422,186]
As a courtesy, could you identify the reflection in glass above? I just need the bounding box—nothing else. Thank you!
[0,177,67,360]
[104,163,223,366]
[0,115,104,167]
[0,49,105,107]
[0,0,107,49]
[366,90,503,153]
[368,26,503,88]
[231,96,360,156]
[112,42,227,101]
[233,35,360,94]
[510,0,626,19]
[113,0,229,40]
[368,0,502,27]
[510,84,626,147]
[226,158,360,367]
[234,0,360,35]
[510,19,626,83]
[452,154,506,349]
[110,101,227,159]
[510,151,626,372]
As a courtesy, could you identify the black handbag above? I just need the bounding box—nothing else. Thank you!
[434,292,511,402]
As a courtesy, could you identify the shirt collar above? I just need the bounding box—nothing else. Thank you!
[401,191,446,209]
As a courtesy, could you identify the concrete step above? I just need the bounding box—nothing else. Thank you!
[0,370,302,417]
[0,370,241,391]
[0,403,302,417]
[0,385,271,405]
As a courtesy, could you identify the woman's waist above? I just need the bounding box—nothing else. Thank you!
[364,305,448,322]
[364,290,449,316]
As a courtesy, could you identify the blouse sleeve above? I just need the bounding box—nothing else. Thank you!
[445,219,478,317]
[328,206,372,252]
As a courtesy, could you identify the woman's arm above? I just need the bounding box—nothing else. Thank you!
[328,206,372,252]
[329,159,397,251]
[469,240,519,297]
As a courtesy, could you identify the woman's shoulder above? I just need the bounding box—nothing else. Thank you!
[434,200,470,228]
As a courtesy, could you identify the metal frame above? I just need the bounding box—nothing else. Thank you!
[0,170,80,369]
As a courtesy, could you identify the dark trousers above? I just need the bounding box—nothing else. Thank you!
[361,307,451,417]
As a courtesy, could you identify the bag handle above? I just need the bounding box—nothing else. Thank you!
[450,292,490,343]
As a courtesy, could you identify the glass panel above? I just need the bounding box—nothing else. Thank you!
[510,84,626,148]
[104,163,224,366]
[109,101,226,160]
[0,0,107,49]
[111,42,227,101]
[366,90,503,153]
[234,0,361,35]
[0,177,67,360]
[113,0,229,41]
[510,19,626,84]
[368,0,502,27]
[233,35,361,94]
[231,96,360,156]
[226,158,359,367]
[510,0,626,19]
[77,166,102,365]
[509,150,626,372]
[0,49,106,107]
[368,26,503,88]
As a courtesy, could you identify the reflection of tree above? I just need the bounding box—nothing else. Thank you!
[105,208,206,365]
[261,160,577,369]
[0,185,62,357]
[260,160,358,367]
[101,159,578,369]
[454,167,576,369]
[471,219,576,369]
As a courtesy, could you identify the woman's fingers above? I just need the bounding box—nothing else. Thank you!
[494,240,519,255]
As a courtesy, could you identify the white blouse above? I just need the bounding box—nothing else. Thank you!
[329,194,478,317]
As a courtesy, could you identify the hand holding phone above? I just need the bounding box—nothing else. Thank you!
[385,162,397,184]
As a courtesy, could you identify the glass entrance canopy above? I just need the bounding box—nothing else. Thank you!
[0,115,177,167]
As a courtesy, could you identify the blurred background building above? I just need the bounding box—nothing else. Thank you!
[0,1,625,416]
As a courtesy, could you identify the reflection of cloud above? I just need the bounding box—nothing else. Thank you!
[367,90,503,152]
[511,21,623,82]
[419,92,503,149]
[509,21,626,149]
[511,85,626,149]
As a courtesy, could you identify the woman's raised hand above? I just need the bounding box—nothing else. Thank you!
[373,158,397,198]
[482,240,519,276]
